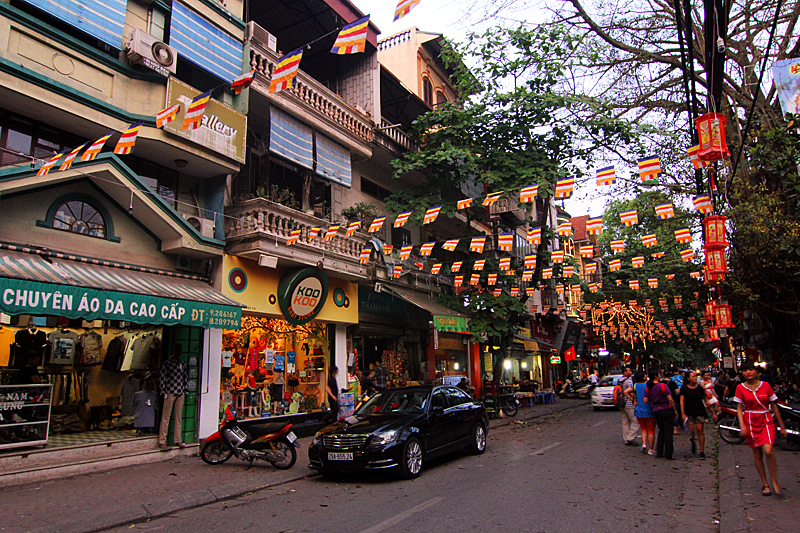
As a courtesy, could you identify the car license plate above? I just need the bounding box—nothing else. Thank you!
[287,432,297,443]
[328,452,353,461]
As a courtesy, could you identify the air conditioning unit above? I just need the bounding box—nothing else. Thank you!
[245,21,277,52]
[126,29,177,76]
[182,214,216,238]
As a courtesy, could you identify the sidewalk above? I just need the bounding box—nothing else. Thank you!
[718,438,799,533]
[1,398,588,533]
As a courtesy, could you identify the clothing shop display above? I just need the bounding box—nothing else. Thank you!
[14,327,48,367]
[120,375,142,416]
[48,329,79,365]
[0,326,15,367]
[119,334,138,371]
[78,331,103,364]
[129,334,161,370]
[101,335,128,372]
[222,351,233,369]
[133,389,157,431]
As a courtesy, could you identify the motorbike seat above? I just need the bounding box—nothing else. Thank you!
[249,423,289,437]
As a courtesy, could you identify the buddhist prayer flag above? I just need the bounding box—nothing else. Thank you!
[666,274,676,280]
[431,264,442,275]
[482,192,503,206]
[585,262,597,274]
[415,262,424,270]
[522,270,533,282]
[442,239,459,251]
[182,91,212,130]
[520,184,538,203]
[451,262,462,272]
[654,203,674,219]
[527,227,542,245]
[399,245,413,261]
[269,49,303,93]
[287,229,302,245]
[687,145,709,169]
[423,205,442,225]
[586,217,603,235]
[611,240,625,254]
[642,234,657,247]
[556,221,572,236]
[648,278,658,289]
[551,250,565,263]
[563,265,575,277]
[638,156,662,181]
[394,0,420,21]
[493,288,502,297]
[609,259,622,271]
[419,242,435,256]
[675,227,692,243]
[693,195,714,213]
[555,177,574,199]
[620,210,639,226]
[542,267,553,279]
[580,245,594,258]
[59,142,88,171]
[81,132,113,162]
[382,244,392,255]
[156,104,181,128]
[470,274,480,286]
[589,282,599,293]
[230,69,256,94]
[510,288,519,297]
[556,284,564,296]
[526,287,536,296]
[36,152,64,176]
[309,227,322,240]
[659,298,667,306]
[473,259,485,271]
[596,166,616,186]
[487,273,497,285]
[571,284,582,293]
[525,254,536,269]
[689,271,702,279]
[113,122,143,155]
[394,211,412,228]
[359,248,371,264]
[457,198,473,209]
[498,233,514,251]
[368,217,386,233]
[674,295,682,306]
[632,256,645,268]
[469,237,486,253]
[331,15,370,54]
[499,257,511,271]
[680,248,694,262]
[345,220,361,237]
[324,225,340,241]
[393,265,402,278]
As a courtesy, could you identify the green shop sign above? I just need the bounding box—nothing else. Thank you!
[0,278,241,328]
[433,315,470,334]
[277,268,329,325]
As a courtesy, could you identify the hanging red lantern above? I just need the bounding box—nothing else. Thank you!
[714,303,734,329]
[705,248,728,276]
[709,326,720,341]
[705,302,716,321]
[695,112,731,161]
[702,215,729,249]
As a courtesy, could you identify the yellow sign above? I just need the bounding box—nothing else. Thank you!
[222,255,358,324]
[165,77,246,163]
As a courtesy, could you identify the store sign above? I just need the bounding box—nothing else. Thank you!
[723,356,734,369]
[0,278,241,328]
[433,315,470,334]
[550,355,561,364]
[277,268,330,325]
[164,77,246,163]
[0,384,51,450]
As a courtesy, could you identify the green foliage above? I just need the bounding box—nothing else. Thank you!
[340,202,378,223]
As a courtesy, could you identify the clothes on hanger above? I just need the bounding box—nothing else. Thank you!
[101,335,128,372]
[129,333,161,370]
[48,329,79,365]
[0,326,15,367]
[13,327,47,368]
[78,330,103,364]
[120,374,141,416]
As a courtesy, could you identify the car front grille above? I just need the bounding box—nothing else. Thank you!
[323,434,370,449]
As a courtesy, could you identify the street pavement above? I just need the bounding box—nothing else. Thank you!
[2,400,797,533]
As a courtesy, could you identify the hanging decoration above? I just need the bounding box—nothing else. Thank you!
[482,192,503,206]
[358,248,370,263]
[638,156,661,181]
[587,217,603,235]
[287,229,302,245]
[394,0,421,21]
[654,203,674,219]
[451,261,462,272]
[59,142,88,171]
[520,184,538,203]
[419,242,435,256]
[585,262,597,274]
[675,227,692,243]
[620,210,639,226]
[324,225,340,241]
[345,220,361,237]
[499,258,511,271]
[457,198,473,209]
[525,254,536,269]
[580,245,594,258]
[555,177,574,199]
[695,112,731,161]
[487,273,497,285]
[156,104,182,128]
[113,122,143,155]
[556,222,572,236]
[609,259,622,271]
[230,70,257,94]
[596,166,616,186]
[430,264,442,275]
[81,132,113,162]
[423,205,442,225]
[469,237,486,253]
[642,234,657,247]
[442,239,459,251]
[551,250,565,263]
[473,259,485,271]
[527,227,542,245]
[632,256,645,268]
[368,217,385,233]
[680,248,695,262]
[269,49,303,93]
[693,195,714,213]
[394,211,412,227]
[36,151,64,176]
[498,233,514,251]
[330,15,370,55]
[687,145,710,169]
[611,240,625,253]
[182,91,212,130]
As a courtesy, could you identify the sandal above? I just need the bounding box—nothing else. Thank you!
[762,486,772,497]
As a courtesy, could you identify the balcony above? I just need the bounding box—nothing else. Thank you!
[488,197,534,227]
[225,198,372,280]
[247,23,374,159]
[374,119,415,155]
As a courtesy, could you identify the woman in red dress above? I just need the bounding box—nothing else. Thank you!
[735,361,788,497]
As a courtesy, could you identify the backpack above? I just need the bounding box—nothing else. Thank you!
[613,378,628,408]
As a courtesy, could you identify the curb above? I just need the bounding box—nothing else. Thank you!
[718,439,750,533]
[489,399,589,430]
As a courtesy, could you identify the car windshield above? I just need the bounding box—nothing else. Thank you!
[356,390,429,415]
[598,376,619,387]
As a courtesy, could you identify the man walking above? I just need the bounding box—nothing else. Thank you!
[619,365,640,445]
[373,360,387,391]
[159,344,188,450]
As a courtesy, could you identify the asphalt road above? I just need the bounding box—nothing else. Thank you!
[105,405,720,533]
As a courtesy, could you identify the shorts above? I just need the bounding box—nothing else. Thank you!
[636,417,656,433]
[687,415,707,425]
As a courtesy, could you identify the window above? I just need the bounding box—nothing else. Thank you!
[52,200,106,238]
[148,6,167,41]
[435,91,448,108]
[422,76,433,107]
[430,391,448,411]
[125,158,179,209]
[445,387,470,406]
[0,109,81,168]
[392,227,411,247]
[361,178,392,202]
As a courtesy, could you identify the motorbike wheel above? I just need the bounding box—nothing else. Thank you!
[200,441,233,464]
[501,398,519,418]
[776,421,800,451]
[267,439,297,470]
[718,416,746,445]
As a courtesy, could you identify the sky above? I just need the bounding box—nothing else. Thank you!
[349,0,613,219]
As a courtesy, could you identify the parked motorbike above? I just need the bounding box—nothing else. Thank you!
[200,405,299,469]
[557,378,587,399]
[717,399,800,450]
[717,400,745,445]
[775,403,800,451]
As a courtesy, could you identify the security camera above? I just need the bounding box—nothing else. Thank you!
[717,37,725,53]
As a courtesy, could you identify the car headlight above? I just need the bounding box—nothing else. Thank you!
[373,429,399,445]
[312,432,323,446]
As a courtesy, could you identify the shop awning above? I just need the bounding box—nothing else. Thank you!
[513,332,539,352]
[381,285,470,333]
[0,250,242,328]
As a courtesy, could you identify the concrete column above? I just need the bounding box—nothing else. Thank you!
[199,328,223,440]
[334,323,348,393]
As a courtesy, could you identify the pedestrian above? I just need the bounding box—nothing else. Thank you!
[326,365,340,422]
[701,371,720,415]
[373,360,387,391]
[633,371,656,455]
[680,371,718,458]
[589,369,599,385]
[645,370,678,460]
[619,365,640,446]
[360,370,376,397]
[713,372,729,405]
[158,344,188,450]
[663,371,682,435]
[735,361,788,497]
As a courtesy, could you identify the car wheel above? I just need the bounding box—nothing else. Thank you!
[469,423,487,455]
[399,437,423,479]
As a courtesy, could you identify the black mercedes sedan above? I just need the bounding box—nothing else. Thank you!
[308,385,488,479]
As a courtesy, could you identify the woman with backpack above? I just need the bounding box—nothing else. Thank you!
[634,371,656,455]
[644,370,679,460]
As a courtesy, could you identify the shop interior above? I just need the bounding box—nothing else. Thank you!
[221,316,332,420]
[350,331,423,388]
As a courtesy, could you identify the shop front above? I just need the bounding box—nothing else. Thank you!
[430,315,473,386]
[219,255,357,425]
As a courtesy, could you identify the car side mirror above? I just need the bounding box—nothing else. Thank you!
[431,405,444,415]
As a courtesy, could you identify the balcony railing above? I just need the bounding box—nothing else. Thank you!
[247,24,374,154]
[488,197,534,226]
[226,198,371,277]
[374,119,415,154]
